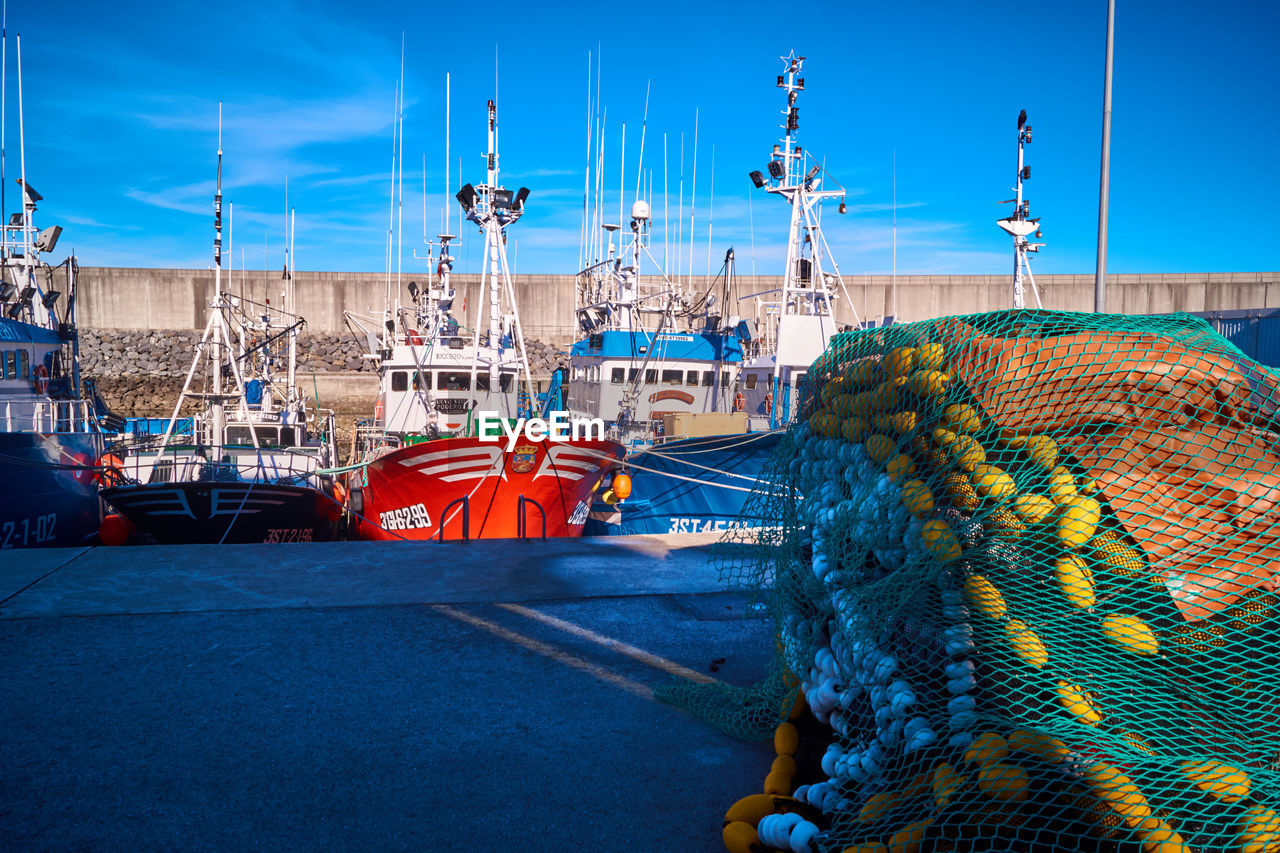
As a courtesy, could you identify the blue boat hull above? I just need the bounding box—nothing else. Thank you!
[0,431,105,548]
[583,431,782,536]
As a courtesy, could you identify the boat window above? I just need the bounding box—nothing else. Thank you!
[645,369,658,384]
[500,374,513,392]
[662,369,683,385]
[721,371,729,388]
[391,371,409,392]
[628,368,639,382]
[18,350,28,378]
[611,367,624,385]
[702,371,714,386]
[686,370,699,386]
[226,425,282,446]
[745,374,758,390]
[411,371,432,390]
[4,351,14,379]
[279,427,298,446]
[439,372,471,391]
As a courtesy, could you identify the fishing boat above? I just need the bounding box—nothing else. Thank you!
[567,206,781,535]
[0,178,106,547]
[344,98,623,541]
[100,126,341,544]
[576,52,858,535]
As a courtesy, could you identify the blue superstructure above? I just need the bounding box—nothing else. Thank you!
[570,328,743,363]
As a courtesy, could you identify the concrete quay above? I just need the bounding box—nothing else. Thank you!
[0,533,775,851]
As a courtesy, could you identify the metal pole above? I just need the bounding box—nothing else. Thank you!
[1095,0,1115,312]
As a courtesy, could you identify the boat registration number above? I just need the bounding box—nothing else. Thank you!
[380,503,431,531]
[263,528,314,543]
[667,517,752,535]
[1,513,57,548]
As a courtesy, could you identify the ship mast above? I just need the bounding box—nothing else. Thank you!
[747,52,857,426]
[211,103,226,445]
[997,110,1044,309]
[456,99,535,419]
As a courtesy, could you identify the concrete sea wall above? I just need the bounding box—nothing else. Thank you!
[74,267,1280,340]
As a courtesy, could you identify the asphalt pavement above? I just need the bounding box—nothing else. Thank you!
[0,534,775,851]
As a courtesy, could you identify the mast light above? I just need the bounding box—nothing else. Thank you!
[455,183,477,213]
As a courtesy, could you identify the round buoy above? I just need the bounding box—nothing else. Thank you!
[99,513,132,546]
[97,453,126,488]
[611,473,632,501]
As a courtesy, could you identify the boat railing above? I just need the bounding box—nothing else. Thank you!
[438,495,470,542]
[115,445,324,486]
[0,397,98,435]
[516,494,547,540]
[354,422,397,453]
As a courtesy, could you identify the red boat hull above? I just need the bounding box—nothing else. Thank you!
[351,436,623,540]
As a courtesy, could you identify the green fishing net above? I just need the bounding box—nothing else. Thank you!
[663,309,1280,853]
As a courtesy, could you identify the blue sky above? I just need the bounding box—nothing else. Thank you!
[6,0,1278,276]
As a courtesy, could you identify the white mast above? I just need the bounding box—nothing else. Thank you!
[747,53,858,425]
[396,37,404,301]
[579,51,591,274]
[634,80,649,202]
[705,144,715,276]
[444,72,450,236]
[288,208,297,403]
[997,110,1043,309]
[459,99,534,418]
[16,32,27,300]
[662,132,668,274]
[687,108,698,287]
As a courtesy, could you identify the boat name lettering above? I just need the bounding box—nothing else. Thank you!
[655,334,694,342]
[1,513,56,548]
[648,389,696,405]
[476,410,605,452]
[667,517,775,535]
[380,503,431,532]
[263,527,313,543]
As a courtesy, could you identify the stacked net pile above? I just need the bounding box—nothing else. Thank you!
[677,310,1280,853]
